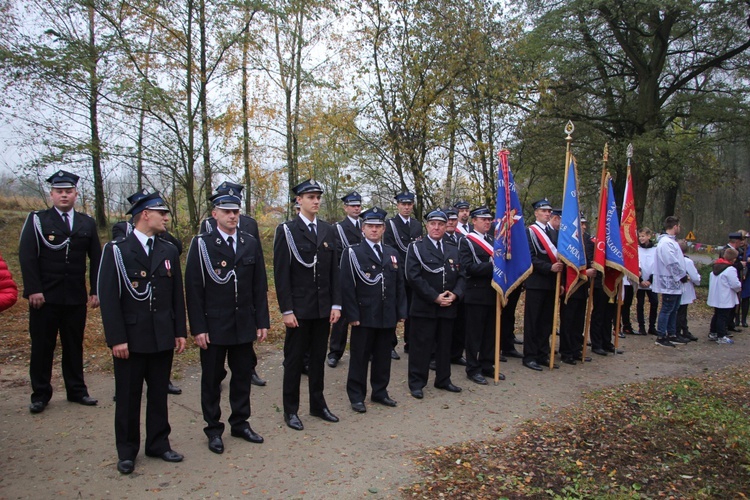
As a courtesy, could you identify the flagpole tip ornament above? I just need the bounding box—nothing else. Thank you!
[564,120,575,136]
[627,143,634,159]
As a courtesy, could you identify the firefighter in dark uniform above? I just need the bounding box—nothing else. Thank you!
[383,190,423,358]
[113,189,183,395]
[201,181,267,386]
[19,170,101,414]
[458,206,504,384]
[98,191,187,474]
[340,207,407,413]
[327,191,363,368]
[405,209,465,399]
[523,198,563,371]
[185,190,270,454]
[273,179,341,431]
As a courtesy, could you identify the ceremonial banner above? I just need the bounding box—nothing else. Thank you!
[557,157,587,303]
[619,165,640,282]
[593,174,625,297]
[492,150,532,306]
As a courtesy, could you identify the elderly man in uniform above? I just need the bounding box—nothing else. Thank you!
[327,191,363,368]
[523,198,563,371]
[98,191,187,474]
[19,170,101,414]
[202,181,267,386]
[459,206,504,384]
[340,207,407,413]
[113,189,184,396]
[406,209,465,399]
[273,179,341,431]
[383,190,423,359]
[185,189,270,454]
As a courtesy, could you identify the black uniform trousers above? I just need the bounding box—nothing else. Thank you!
[409,317,453,390]
[591,289,616,350]
[328,317,349,361]
[29,303,88,403]
[523,288,555,364]
[464,304,495,377]
[500,288,521,354]
[450,303,466,360]
[200,342,254,437]
[347,325,393,403]
[560,294,587,359]
[113,349,173,460]
[283,317,329,415]
[621,284,634,330]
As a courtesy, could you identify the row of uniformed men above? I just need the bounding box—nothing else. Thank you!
[19,171,617,476]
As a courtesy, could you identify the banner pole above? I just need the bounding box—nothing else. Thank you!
[494,295,502,384]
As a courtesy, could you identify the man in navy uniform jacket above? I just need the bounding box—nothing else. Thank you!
[340,207,406,413]
[19,170,101,414]
[273,179,341,431]
[98,191,187,474]
[186,189,270,454]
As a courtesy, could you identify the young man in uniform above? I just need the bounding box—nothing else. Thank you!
[273,179,341,431]
[98,191,187,474]
[328,191,363,367]
[19,170,101,413]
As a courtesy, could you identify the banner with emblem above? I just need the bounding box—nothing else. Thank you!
[557,156,588,303]
[593,173,625,297]
[491,150,532,306]
[619,164,640,283]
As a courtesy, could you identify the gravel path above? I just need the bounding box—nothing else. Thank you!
[1,318,747,499]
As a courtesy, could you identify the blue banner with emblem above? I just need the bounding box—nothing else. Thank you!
[492,150,532,306]
[558,157,588,303]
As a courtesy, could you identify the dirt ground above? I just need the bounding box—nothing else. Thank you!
[1,317,747,499]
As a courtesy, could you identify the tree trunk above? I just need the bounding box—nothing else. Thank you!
[87,5,106,229]
[199,0,212,205]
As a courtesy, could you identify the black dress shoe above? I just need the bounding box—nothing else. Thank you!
[410,389,424,399]
[468,373,488,385]
[523,360,543,371]
[167,381,182,395]
[231,427,264,443]
[591,348,608,356]
[435,383,462,393]
[372,396,398,407]
[728,326,740,333]
[743,323,749,328]
[117,459,135,474]
[29,401,47,414]
[562,357,577,365]
[69,395,98,406]
[502,349,523,359]
[251,371,267,386]
[146,450,183,462]
[605,346,624,354]
[429,360,436,371]
[450,356,467,366]
[284,413,304,431]
[327,356,338,368]
[208,435,224,454]
[499,355,508,362]
[351,402,367,413]
[310,407,339,422]
[391,349,400,360]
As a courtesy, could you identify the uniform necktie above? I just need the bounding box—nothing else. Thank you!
[405,218,410,228]
[356,220,360,231]
[146,237,153,256]
[484,234,492,245]
[374,243,383,262]
[227,236,235,257]
[436,240,443,255]
[309,222,317,236]
[62,211,71,232]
